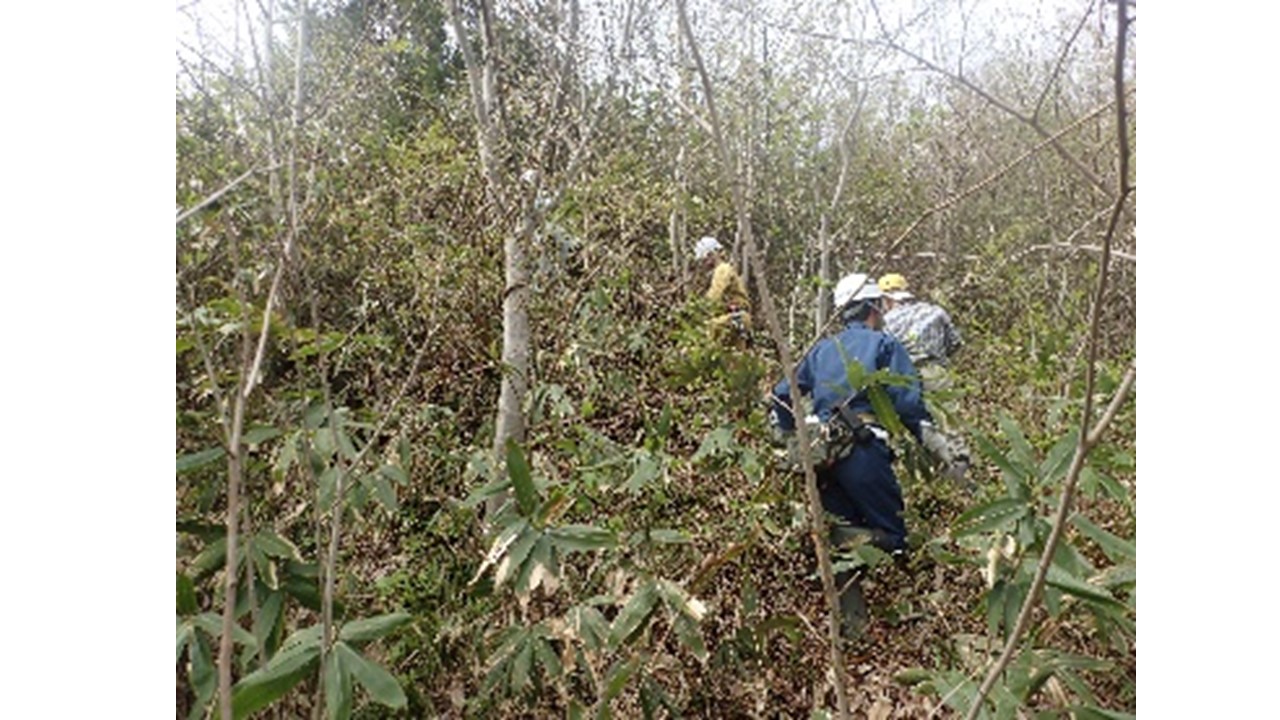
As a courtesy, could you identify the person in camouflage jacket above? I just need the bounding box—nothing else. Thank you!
[878,273,972,484]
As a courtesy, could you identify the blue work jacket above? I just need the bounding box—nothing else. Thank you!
[771,320,930,439]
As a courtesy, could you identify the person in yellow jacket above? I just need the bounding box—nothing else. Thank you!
[694,236,752,344]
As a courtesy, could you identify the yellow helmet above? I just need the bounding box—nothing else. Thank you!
[878,273,909,293]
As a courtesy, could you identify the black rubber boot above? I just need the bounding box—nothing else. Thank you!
[833,567,868,640]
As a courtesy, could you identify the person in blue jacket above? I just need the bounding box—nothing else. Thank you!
[770,272,931,636]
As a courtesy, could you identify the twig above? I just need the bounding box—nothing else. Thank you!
[176,165,266,226]
[1032,1,1097,123]
[962,2,1133,715]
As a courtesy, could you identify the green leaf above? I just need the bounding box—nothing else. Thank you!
[1070,707,1135,720]
[674,615,709,662]
[379,463,409,485]
[253,531,302,561]
[692,426,734,463]
[325,641,354,720]
[894,668,934,686]
[243,426,283,446]
[507,439,539,516]
[1045,567,1126,610]
[867,385,906,437]
[177,447,225,474]
[973,433,1031,499]
[1037,429,1079,484]
[255,590,285,661]
[496,527,540,588]
[566,605,610,651]
[601,655,641,701]
[189,632,217,720]
[510,636,534,693]
[547,524,617,552]
[369,471,398,513]
[629,528,689,545]
[624,450,663,493]
[609,581,659,648]
[953,498,1029,538]
[997,413,1037,470]
[177,572,198,616]
[339,612,412,644]
[177,621,194,664]
[1072,515,1135,562]
[534,636,563,679]
[335,642,407,709]
[193,613,258,650]
[230,628,321,720]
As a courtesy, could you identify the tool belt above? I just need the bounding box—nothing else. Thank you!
[785,407,887,472]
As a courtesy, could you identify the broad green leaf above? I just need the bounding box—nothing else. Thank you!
[547,524,617,552]
[369,471,398,513]
[177,447,225,474]
[254,589,285,661]
[953,498,1030,537]
[379,463,409,485]
[252,531,302,561]
[997,413,1037,471]
[325,641,353,720]
[629,528,689,546]
[510,636,534,693]
[973,432,1032,496]
[1080,466,1132,507]
[230,631,321,720]
[1072,515,1135,562]
[566,605,610,651]
[496,527,540,588]
[656,580,707,621]
[335,642,407,709]
[1045,567,1126,610]
[193,613,257,650]
[177,572,198,616]
[507,439,539,516]
[318,467,339,510]
[867,385,906,437]
[674,615,709,662]
[692,426,734,463]
[189,632,217,720]
[601,655,640,701]
[177,621,194,664]
[609,581,659,648]
[1038,429,1079,484]
[516,535,559,596]
[534,636,563,679]
[339,612,412,644]
[624,451,662,493]
[243,426,282,446]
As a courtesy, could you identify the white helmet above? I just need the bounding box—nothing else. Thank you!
[693,235,723,261]
[832,272,883,309]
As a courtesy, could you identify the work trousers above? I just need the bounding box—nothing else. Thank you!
[817,439,908,552]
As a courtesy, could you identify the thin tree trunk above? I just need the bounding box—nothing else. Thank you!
[676,1,851,715]
[447,0,531,519]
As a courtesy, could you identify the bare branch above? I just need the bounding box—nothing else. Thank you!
[1032,0,1097,122]
[175,165,262,226]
